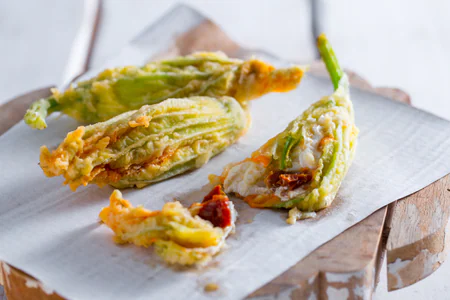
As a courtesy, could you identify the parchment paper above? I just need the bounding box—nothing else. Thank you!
[1,5,450,300]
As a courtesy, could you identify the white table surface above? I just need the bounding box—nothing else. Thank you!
[1,0,449,299]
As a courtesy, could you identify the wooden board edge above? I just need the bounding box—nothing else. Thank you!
[0,86,54,136]
[1,262,64,300]
[247,208,388,300]
[374,202,397,287]
[387,174,450,291]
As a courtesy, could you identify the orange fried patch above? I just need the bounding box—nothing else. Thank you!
[250,154,271,167]
[318,135,334,150]
[82,146,179,188]
[99,190,160,232]
[271,67,304,93]
[129,115,151,128]
[39,126,85,177]
[151,147,177,166]
[79,136,111,159]
[243,194,281,208]
[234,60,304,102]
[91,166,123,186]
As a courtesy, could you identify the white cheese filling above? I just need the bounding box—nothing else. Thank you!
[223,161,267,196]
[224,112,338,201]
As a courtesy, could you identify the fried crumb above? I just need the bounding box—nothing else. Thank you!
[204,283,219,292]
[286,207,316,224]
[246,219,253,224]
[128,116,150,128]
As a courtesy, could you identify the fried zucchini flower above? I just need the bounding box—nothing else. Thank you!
[24,52,304,129]
[99,186,236,266]
[40,96,247,190]
[217,34,359,224]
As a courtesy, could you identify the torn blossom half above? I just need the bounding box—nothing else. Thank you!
[99,185,237,266]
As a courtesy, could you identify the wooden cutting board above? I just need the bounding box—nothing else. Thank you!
[1,19,449,300]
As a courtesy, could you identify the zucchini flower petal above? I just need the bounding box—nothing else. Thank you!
[40,96,247,190]
[25,52,304,129]
[99,186,236,266]
[217,34,359,222]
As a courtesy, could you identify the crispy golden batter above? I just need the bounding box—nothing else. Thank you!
[216,34,358,223]
[25,52,304,130]
[40,96,247,191]
[100,186,236,266]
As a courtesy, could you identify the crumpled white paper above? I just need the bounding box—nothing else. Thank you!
[1,74,450,300]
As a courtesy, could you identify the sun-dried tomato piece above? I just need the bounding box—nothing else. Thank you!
[264,171,282,188]
[278,171,312,191]
[265,169,312,191]
[202,185,226,202]
[198,185,232,228]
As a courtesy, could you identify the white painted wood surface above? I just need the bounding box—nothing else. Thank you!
[1,0,449,299]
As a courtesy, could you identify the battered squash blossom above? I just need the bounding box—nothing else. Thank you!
[215,34,359,224]
[40,96,247,190]
[24,52,304,129]
[99,186,236,266]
